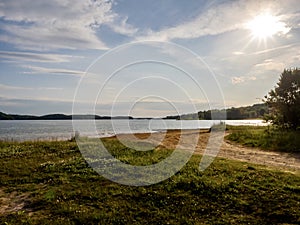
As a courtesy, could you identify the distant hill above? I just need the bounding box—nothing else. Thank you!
[0,103,268,120]
[0,112,13,120]
[163,103,268,120]
[0,112,134,120]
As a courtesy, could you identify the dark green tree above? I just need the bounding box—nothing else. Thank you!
[264,68,300,129]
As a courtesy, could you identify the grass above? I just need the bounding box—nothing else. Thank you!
[0,138,299,224]
[226,125,300,152]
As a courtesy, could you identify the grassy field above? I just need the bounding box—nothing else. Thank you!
[0,137,299,224]
[226,125,300,152]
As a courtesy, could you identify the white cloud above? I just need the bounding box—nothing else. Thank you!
[0,24,108,51]
[231,76,256,85]
[254,59,285,71]
[0,0,118,50]
[231,77,245,84]
[107,16,138,36]
[249,44,295,55]
[0,83,33,91]
[136,0,250,41]
[1,0,297,50]
[0,83,62,91]
[230,51,295,86]
[136,0,298,42]
[22,65,84,76]
[0,50,79,63]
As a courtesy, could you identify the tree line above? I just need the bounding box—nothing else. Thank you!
[163,103,268,120]
[166,67,300,131]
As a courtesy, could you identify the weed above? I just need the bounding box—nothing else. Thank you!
[0,138,299,224]
[226,125,300,152]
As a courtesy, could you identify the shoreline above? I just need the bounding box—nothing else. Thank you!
[108,129,300,172]
[0,128,212,143]
[1,128,299,172]
[0,119,267,142]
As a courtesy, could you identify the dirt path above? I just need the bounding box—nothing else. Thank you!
[218,139,300,172]
[0,189,29,215]
[113,129,300,172]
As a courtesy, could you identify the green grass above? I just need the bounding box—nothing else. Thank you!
[103,139,174,166]
[0,138,299,224]
[226,125,300,152]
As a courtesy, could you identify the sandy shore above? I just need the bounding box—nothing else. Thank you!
[109,129,300,172]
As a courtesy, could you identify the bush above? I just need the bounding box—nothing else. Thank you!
[226,126,300,152]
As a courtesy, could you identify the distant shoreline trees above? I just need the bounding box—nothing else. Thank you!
[163,103,268,120]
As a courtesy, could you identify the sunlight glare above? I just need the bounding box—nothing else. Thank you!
[246,13,290,40]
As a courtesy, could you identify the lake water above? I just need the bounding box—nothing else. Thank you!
[0,119,266,141]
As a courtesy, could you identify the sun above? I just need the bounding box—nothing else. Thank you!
[246,13,290,40]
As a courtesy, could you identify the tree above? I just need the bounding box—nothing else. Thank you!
[264,68,300,129]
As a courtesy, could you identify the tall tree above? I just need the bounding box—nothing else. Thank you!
[265,68,300,129]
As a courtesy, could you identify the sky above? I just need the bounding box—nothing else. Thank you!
[0,0,300,117]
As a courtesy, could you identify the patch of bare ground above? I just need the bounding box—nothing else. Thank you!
[113,129,300,172]
[0,189,29,215]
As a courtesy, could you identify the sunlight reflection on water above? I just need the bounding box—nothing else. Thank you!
[0,119,266,141]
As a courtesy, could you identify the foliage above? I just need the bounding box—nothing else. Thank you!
[164,103,268,120]
[226,125,300,152]
[264,68,300,129]
[0,139,299,224]
[0,112,13,120]
[207,103,267,120]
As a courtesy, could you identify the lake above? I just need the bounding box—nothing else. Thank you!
[0,119,266,141]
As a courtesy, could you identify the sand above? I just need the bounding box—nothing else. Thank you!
[111,129,300,172]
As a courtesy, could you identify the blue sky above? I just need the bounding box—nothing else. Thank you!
[0,0,299,117]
